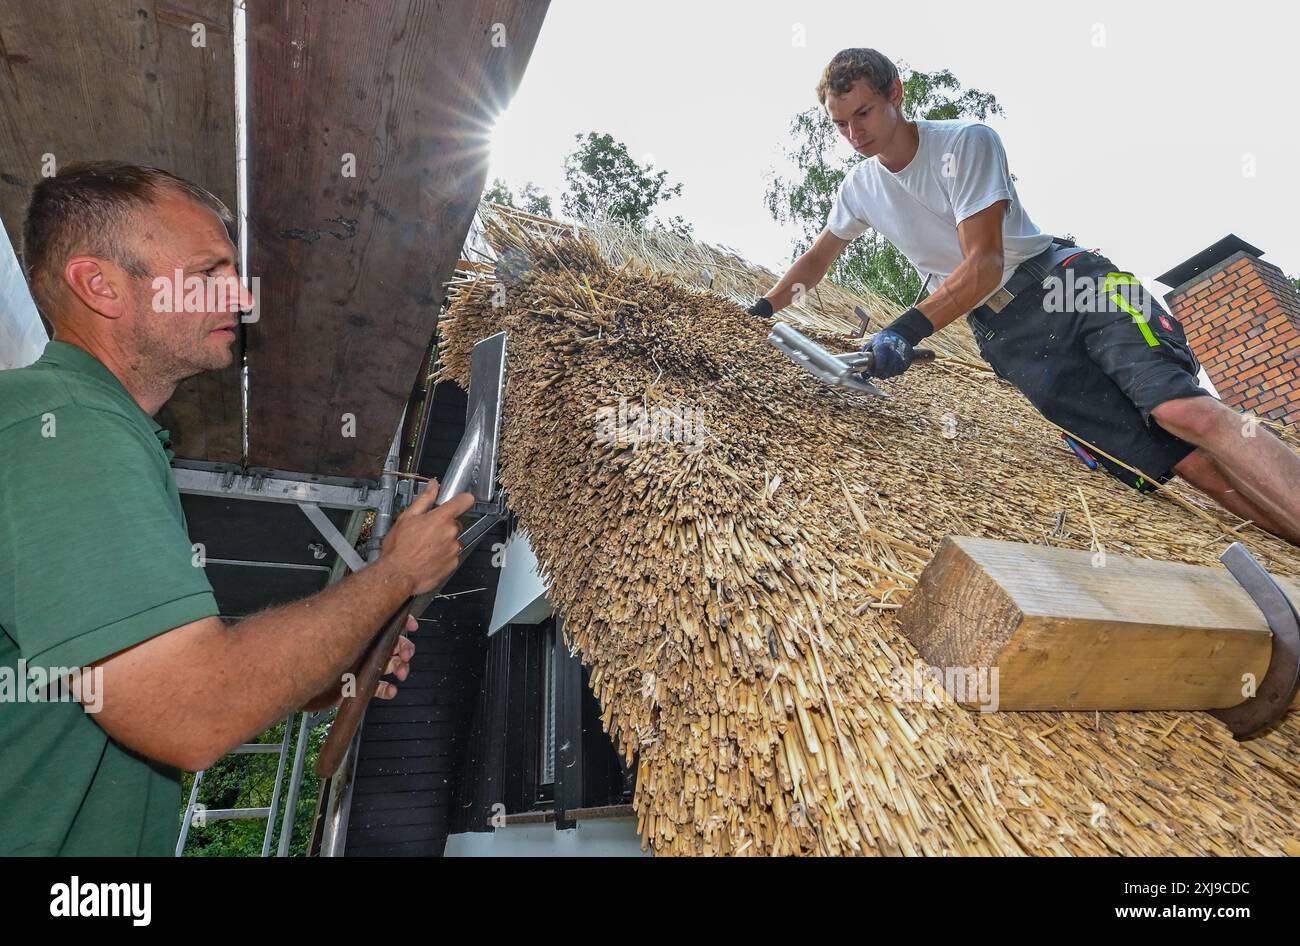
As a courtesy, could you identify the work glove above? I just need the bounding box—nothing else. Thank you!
[863,329,915,378]
[747,297,774,319]
[864,306,934,378]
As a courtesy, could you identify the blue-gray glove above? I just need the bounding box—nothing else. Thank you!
[863,329,915,378]
[864,307,935,378]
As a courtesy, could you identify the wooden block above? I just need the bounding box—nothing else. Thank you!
[897,536,1300,711]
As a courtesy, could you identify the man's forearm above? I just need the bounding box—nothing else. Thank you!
[211,559,415,743]
[915,250,1004,332]
[765,253,831,313]
[92,484,471,771]
[107,556,418,767]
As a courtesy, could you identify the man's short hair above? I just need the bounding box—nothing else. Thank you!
[21,161,233,319]
[816,48,900,105]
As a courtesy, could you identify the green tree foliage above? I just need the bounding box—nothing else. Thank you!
[765,66,1005,309]
[483,178,513,207]
[517,182,553,218]
[562,132,684,230]
[178,718,327,857]
[654,215,695,240]
[483,178,553,217]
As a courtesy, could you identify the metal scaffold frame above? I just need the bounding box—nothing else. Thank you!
[174,434,402,858]
[174,407,510,856]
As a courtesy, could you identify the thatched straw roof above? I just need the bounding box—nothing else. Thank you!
[440,209,1300,856]
[457,203,985,365]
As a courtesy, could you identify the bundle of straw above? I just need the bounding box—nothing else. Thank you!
[438,216,1300,856]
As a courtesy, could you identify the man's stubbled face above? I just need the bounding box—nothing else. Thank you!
[122,192,250,386]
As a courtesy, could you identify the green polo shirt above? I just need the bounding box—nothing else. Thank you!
[0,340,219,855]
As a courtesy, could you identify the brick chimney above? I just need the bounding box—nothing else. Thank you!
[1159,235,1300,424]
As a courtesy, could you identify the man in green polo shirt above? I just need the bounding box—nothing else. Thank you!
[0,162,472,855]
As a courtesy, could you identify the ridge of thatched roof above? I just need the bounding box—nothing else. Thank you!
[455,202,987,364]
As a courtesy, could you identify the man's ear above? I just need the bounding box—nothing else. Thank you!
[890,77,905,110]
[64,257,128,320]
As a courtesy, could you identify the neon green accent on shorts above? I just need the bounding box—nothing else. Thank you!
[1103,272,1159,348]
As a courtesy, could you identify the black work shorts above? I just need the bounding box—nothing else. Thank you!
[967,249,1211,490]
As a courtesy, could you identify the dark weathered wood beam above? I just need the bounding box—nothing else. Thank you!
[245,0,548,479]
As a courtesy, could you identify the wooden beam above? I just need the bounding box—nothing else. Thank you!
[897,536,1300,711]
[0,0,242,464]
[245,0,548,479]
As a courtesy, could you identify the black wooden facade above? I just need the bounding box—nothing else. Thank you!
[342,378,632,855]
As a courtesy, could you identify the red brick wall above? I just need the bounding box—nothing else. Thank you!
[1166,252,1300,424]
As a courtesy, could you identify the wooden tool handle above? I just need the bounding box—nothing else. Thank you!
[314,595,414,777]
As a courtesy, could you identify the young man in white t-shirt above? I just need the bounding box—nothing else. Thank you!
[750,48,1300,544]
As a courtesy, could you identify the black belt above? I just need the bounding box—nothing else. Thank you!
[976,237,1084,317]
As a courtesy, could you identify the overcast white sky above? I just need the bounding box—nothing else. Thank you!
[487,0,1300,293]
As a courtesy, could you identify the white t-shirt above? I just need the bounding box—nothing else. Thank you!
[826,120,1051,303]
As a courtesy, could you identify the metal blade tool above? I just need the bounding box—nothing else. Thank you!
[316,331,508,777]
[767,321,935,397]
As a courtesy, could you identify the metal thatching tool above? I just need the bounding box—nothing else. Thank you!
[316,331,508,777]
[1210,542,1300,739]
[767,321,935,397]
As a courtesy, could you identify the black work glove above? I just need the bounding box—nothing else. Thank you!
[747,297,774,319]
